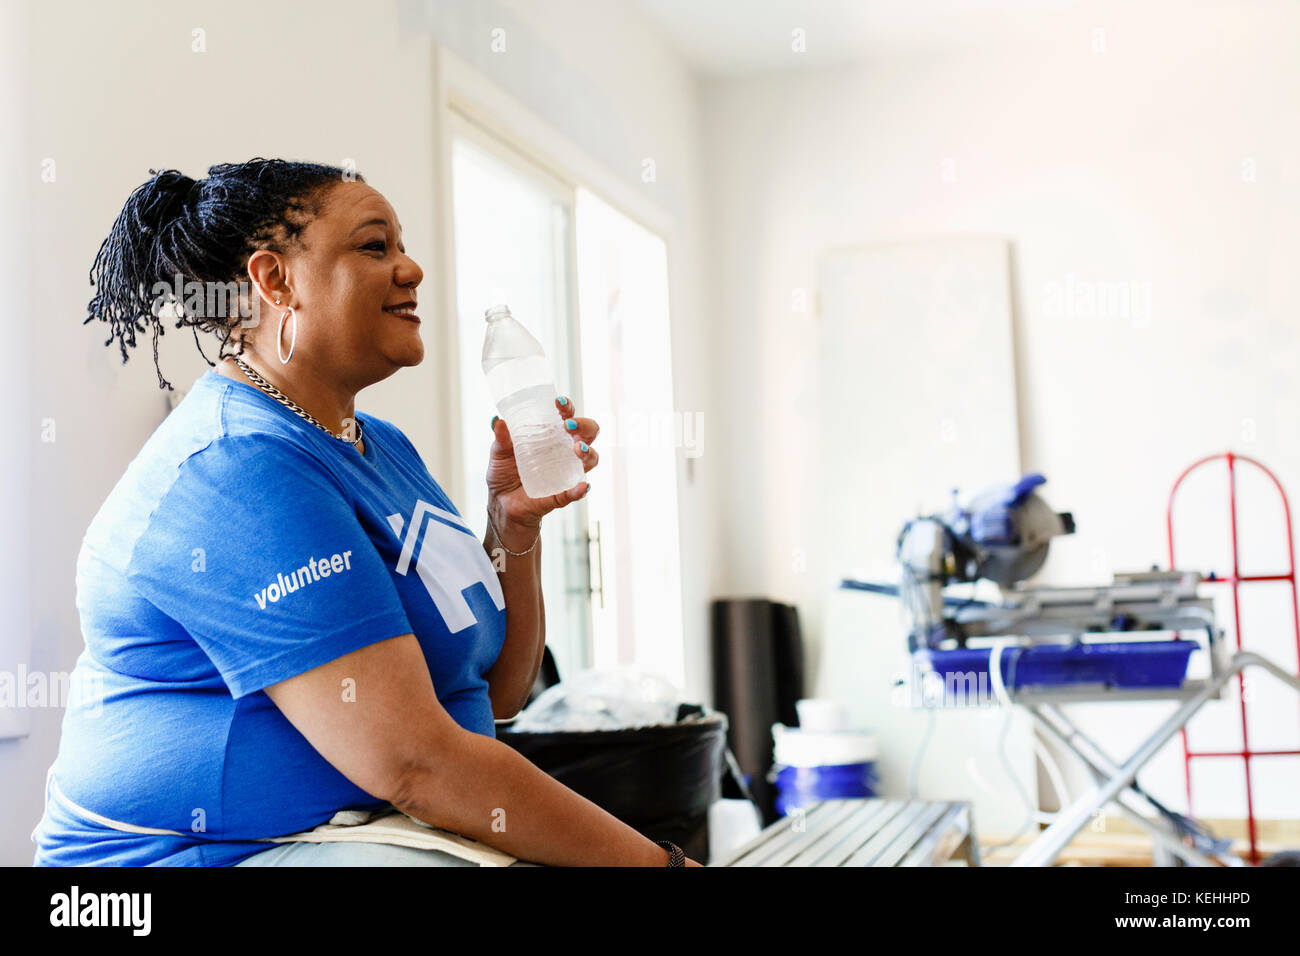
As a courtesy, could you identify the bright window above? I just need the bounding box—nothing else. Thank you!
[575,189,684,687]
[451,128,588,682]
[448,114,684,688]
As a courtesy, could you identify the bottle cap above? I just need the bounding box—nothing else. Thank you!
[484,304,511,321]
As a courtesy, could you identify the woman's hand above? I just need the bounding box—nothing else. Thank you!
[486,396,598,550]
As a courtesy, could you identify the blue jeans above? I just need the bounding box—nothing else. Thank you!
[235,841,541,866]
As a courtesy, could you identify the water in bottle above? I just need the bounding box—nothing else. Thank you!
[481,304,585,498]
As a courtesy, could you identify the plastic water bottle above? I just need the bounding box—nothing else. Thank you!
[482,304,585,498]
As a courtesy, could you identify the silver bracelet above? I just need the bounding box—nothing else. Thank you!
[486,506,540,557]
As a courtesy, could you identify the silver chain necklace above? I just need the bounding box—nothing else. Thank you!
[233,357,364,448]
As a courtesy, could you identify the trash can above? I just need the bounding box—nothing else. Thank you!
[496,712,728,863]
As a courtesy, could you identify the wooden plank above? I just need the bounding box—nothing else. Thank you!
[801,800,911,867]
[714,799,978,867]
[871,803,951,867]
[730,799,867,867]
[787,799,900,867]
[841,802,936,867]
[710,799,843,867]
[900,804,971,866]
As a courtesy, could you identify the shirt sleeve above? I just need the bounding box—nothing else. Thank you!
[126,433,414,698]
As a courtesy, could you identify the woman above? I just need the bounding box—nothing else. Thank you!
[33,158,698,867]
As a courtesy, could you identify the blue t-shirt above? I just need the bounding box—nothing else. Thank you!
[32,368,507,866]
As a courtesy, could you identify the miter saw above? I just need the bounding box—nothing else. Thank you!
[843,473,1224,692]
[837,474,1300,866]
[894,473,1074,652]
[841,474,1243,864]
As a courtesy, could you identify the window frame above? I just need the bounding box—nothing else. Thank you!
[432,42,676,505]
[432,43,682,677]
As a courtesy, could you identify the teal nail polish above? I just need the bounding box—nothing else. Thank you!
[557,396,568,406]
[491,415,499,430]
[566,419,578,431]
[579,441,589,453]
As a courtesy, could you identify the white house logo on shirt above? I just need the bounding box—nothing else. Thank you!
[386,499,505,633]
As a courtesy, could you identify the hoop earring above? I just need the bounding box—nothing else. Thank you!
[277,307,297,364]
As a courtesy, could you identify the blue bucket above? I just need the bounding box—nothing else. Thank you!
[773,761,878,817]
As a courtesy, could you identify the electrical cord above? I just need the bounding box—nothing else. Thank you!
[904,639,1075,859]
[895,514,1075,856]
[1032,736,1070,825]
[979,706,1035,854]
[980,647,1030,850]
[908,705,938,799]
[977,645,1086,859]
[979,644,1051,854]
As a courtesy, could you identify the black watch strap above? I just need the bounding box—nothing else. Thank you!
[654,840,686,867]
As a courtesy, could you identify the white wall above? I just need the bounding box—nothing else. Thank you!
[2,0,714,866]
[701,1,1300,822]
[1,1,35,743]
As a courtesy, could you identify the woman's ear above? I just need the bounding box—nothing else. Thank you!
[246,248,292,313]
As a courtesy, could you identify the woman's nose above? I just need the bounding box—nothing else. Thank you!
[398,254,424,288]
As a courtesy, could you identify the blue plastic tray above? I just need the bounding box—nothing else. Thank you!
[916,640,1197,690]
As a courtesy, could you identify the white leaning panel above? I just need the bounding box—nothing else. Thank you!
[812,238,1035,839]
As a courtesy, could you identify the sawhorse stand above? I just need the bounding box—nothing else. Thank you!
[1009,652,1300,866]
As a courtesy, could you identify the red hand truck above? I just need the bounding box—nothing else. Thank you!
[1167,451,1300,863]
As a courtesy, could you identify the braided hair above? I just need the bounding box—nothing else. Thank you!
[85,158,364,390]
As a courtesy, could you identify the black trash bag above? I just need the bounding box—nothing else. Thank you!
[497,711,728,864]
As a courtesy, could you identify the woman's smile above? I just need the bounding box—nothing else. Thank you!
[383,301,420,323]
